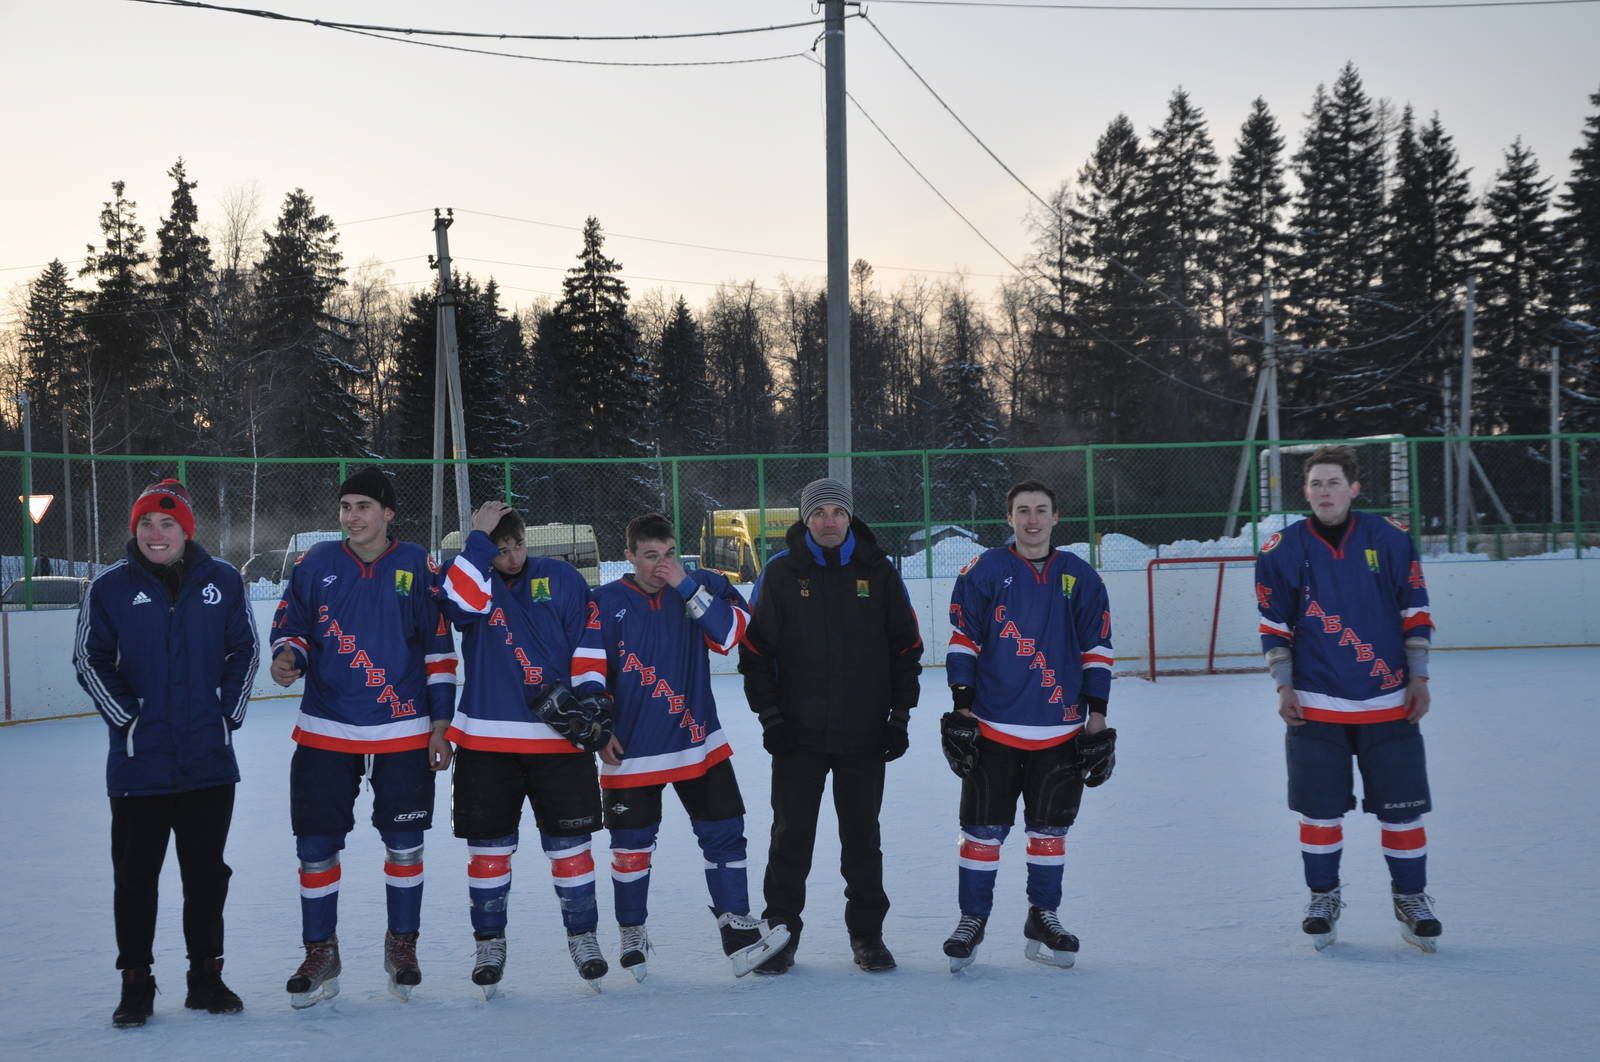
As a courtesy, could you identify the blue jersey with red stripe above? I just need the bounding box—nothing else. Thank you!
[574,570,750,789]
[271,539,457,753]
[439,529,592,754]
[1255,513,1433,724]
[946,547,1113,749]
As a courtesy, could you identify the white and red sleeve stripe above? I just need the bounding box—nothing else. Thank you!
[571,646,608,688]
[1080,644,1114,671]
[444,555,492,614]
[948,631,981,658]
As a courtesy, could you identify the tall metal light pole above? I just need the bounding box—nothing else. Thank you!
[431,210,472,550]
[824,0,852,486]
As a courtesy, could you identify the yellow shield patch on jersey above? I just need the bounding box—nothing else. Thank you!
[856,579,871,598]
[530,577,551,603]
[1365,548,1380,573]
[1061,573,1077,597]
[394,570,413,596]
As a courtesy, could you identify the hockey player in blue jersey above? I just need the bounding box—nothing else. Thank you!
[1255,445,1441,952]
[575,513,790,980]
[269,467,459,1005]
[941,481,1117,972]
[439,499,613,996]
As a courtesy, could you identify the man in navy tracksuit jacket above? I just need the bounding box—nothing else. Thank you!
[574,512,790,980]
[74,478,259,1027]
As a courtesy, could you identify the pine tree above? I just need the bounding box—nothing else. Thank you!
[1558,87,1600,431]
[1286,65,1389,421]
[773,282,828,451]
[654,296,716,457]
[704,280,775,454]
[388,289,442,459]
[153,159,215,449]
[1219,98,1290,352]
[1018,181,1087,444]
[254,189,361,457]
[457,276,524,461]
[18,260,79,454]
[933,284,1006,525]
[1477,138,1566,434]
[78,180,154,462]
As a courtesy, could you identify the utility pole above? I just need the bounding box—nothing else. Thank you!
[1263,280,1283,515]
[1455,276,1475,552]
[18,393,34,607]
[1221,366,1266,538]
[1442,370,1454,543]
[824,0,852,486]
[1551,345,1562,526]
[430,210,472,551]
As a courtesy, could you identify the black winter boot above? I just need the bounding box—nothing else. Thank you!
[850,934,896,972]
[113,967,157,1028]
[185,957,243,1013]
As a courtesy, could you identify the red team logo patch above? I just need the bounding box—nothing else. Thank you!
[1261,532,1283,554]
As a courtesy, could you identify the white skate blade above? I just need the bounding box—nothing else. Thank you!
[1401,927,1438,953]
[479,982,499,1001]
[387,977,413,1002]
[1024,939,1076,968]
[289,977,339,1009]
[730,923,793,978]
[583,977,604,994]
[948,951,977,973]
[625,960,648,983]
[1309,928,1337,951]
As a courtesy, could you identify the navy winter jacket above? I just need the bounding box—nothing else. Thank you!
[74,540,260,797]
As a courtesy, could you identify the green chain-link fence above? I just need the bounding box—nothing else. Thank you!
[2,433,1595,608]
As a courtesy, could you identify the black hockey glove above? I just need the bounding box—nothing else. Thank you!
[1077,726,1117,788]
[534,685,614,753]
[882,709,910,763]
[939,711,980,779]
[950,685,976,714]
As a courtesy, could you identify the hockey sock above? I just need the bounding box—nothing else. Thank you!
[467,832,518,938]
[1380,818,1428,894]
[296,834,344,943]
[380,830,425,935]
[1299,817,1344,892]
[1023,824,1068,911]
[691,817,750,915]
[541,831,598,934]
[957,825,1008,919]
[609,825,658,927]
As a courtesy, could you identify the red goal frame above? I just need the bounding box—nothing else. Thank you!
[1145,556,1257,680]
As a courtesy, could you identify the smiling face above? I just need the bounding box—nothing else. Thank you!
[339,494,393,554]
[1007,490,1058,557]
[806,504,851,549]
[135,512,186,565]
[1304,463,1361,526]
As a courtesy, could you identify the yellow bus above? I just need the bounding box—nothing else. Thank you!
[440,523,602,587]
[700,507,798,583]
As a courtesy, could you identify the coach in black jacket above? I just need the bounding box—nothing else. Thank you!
[739,477,922,974]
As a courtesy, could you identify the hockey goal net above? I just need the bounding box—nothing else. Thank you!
[1144,555,1262,680]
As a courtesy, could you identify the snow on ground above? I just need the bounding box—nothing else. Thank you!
[3,649,1598,1061]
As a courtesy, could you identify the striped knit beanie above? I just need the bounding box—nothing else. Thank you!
[799,478,853,523]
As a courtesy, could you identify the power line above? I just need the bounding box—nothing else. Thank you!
[329,24,813,69]
[867,0,1600,12]
[453,257,786,295]
[128,0,842,41]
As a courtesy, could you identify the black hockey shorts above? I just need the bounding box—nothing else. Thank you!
[603,758,746,830]
[452,746,602,839]
[959,735,1084,829]
[1286,718,1432,821]
[290,744,435,836]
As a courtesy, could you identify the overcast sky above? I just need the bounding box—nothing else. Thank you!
[2,0,1597,322]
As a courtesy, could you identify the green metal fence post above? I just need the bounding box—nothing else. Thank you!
[756,456,768,567]
[1248,443,1261,553]
[671,459,682,546]
[20,449,34,609]
[1084,448,1098,569]
[176,458,187,485]
[1407,438,1422,552]
[1571,436,1583,559]
[503,460,512,504]
[921,451,934,580]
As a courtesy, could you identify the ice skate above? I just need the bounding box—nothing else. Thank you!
[383,930,421,1001]
[750,933,797,975]
[471,935,507,1000]
[112,967,157,1028]
[943,914,987,973]
[1393,891,1442,953]
[1022,906,1078,968]
[1303,886,1344,951]
[184,958,243,1013]
[567,930,608,992]
[715,911,792,977]
[286,937,341,1009]
[619,924,652,983]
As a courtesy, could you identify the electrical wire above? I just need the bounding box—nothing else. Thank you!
[328,24,813,68]
[866,0,1600,12]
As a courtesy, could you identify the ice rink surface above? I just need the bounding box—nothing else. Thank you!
[3,648,1597,1061]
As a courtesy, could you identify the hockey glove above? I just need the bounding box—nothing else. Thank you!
[882,709,910,763]
[1077,726,1117,788]
[534,685,615,754]
[939,711,981,779]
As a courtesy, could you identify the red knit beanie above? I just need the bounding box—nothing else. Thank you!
[129,478,195,539]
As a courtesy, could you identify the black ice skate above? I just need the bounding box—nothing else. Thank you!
[715,911,792,977]
[383,930,422,1002]
[286,937,341,1009]
[619,924,653,983]
[567,930,609,992]
[471,935,507,1000]
[112,967,157,1028]
[849,934,896,972]
[1023,906,1079,968]
[1393,891,1442,953]
[1303,886,1344,951]
[943,914,988,973]
[185,957,243,1014]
